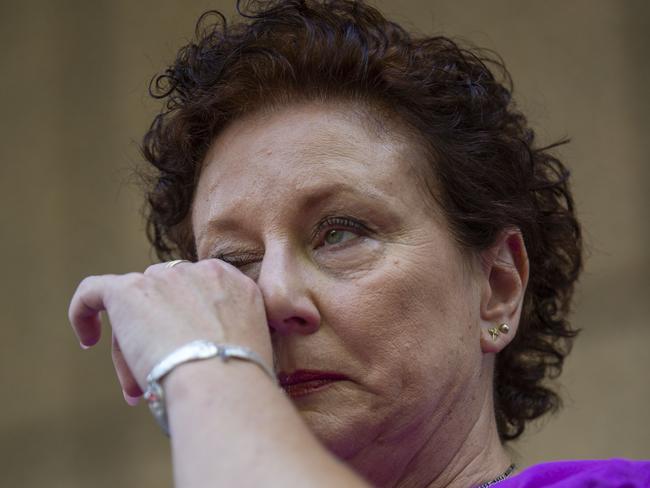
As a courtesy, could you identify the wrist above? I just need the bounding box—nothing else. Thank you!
[144,340,276,436]
[163,354,274,408]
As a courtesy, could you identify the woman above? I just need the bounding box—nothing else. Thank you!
[68,1,649,486]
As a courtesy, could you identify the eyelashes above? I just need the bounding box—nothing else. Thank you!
[215,252,259,268]
[312,216,369,246]
[212,215,371,268]
[209,252,263,269]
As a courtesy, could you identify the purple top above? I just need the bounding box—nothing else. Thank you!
[495,459,650,487]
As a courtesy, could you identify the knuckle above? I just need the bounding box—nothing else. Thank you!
[198,258,225,275]
[70,275,98,318]
[242,275,263,300]
[77,275,97,293]
[143,263,161,275]
[120,272,149,292]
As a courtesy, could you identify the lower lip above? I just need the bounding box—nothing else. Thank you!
[282,379,341,398]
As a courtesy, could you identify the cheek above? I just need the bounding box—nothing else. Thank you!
[321,249,480,401]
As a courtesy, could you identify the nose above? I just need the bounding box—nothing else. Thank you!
[256,246,321,336]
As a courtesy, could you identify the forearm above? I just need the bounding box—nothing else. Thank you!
[165,358,367,488]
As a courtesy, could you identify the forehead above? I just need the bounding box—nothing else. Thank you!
[191,103,430,238]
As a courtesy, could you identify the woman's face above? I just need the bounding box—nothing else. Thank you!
[192,103,487,461]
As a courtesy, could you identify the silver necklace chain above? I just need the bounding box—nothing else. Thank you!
[475,463,516,488]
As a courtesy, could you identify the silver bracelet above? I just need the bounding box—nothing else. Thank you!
[143,339,276,436]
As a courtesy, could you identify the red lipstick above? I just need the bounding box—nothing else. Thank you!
[277,370,348,398]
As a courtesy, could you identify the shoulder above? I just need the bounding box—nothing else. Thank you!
[497,459,650,488]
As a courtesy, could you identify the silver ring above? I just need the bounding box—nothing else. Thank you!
[165,259,191,269]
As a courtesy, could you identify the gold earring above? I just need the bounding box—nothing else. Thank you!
[488,327,500,340]
[498,323,510,334]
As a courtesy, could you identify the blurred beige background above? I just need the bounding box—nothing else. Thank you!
[1,0,648,486]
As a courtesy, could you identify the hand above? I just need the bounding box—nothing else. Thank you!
[68,259,272,402]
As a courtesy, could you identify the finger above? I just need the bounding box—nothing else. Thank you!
[143,259,194,276]
[68,275,111,348]
[112,333,143,405]
[194,256,244,277]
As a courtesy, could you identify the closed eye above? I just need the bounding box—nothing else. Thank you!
[212,252,260,269]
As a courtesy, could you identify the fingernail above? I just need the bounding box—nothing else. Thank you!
[123,390,141,407]
[80,342,91,350]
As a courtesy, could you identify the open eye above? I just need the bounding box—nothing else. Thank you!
[316,216,368,249]
[323,228,358,246]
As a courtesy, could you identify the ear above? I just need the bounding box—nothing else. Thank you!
[478,229,529,354]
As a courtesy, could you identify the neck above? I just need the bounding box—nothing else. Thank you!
[419,405,512,488]
[344,361,512,487]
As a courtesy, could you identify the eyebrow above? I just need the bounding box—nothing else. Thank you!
[196,181,385,243]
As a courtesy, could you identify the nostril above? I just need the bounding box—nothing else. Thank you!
[291,316,308,327]
[267,310,320,336]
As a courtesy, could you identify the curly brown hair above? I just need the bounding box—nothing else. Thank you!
[141,0,582,441]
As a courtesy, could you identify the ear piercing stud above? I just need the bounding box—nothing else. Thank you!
[488,323,510,341]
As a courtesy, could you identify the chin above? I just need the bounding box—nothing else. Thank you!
[302,411,368,459]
